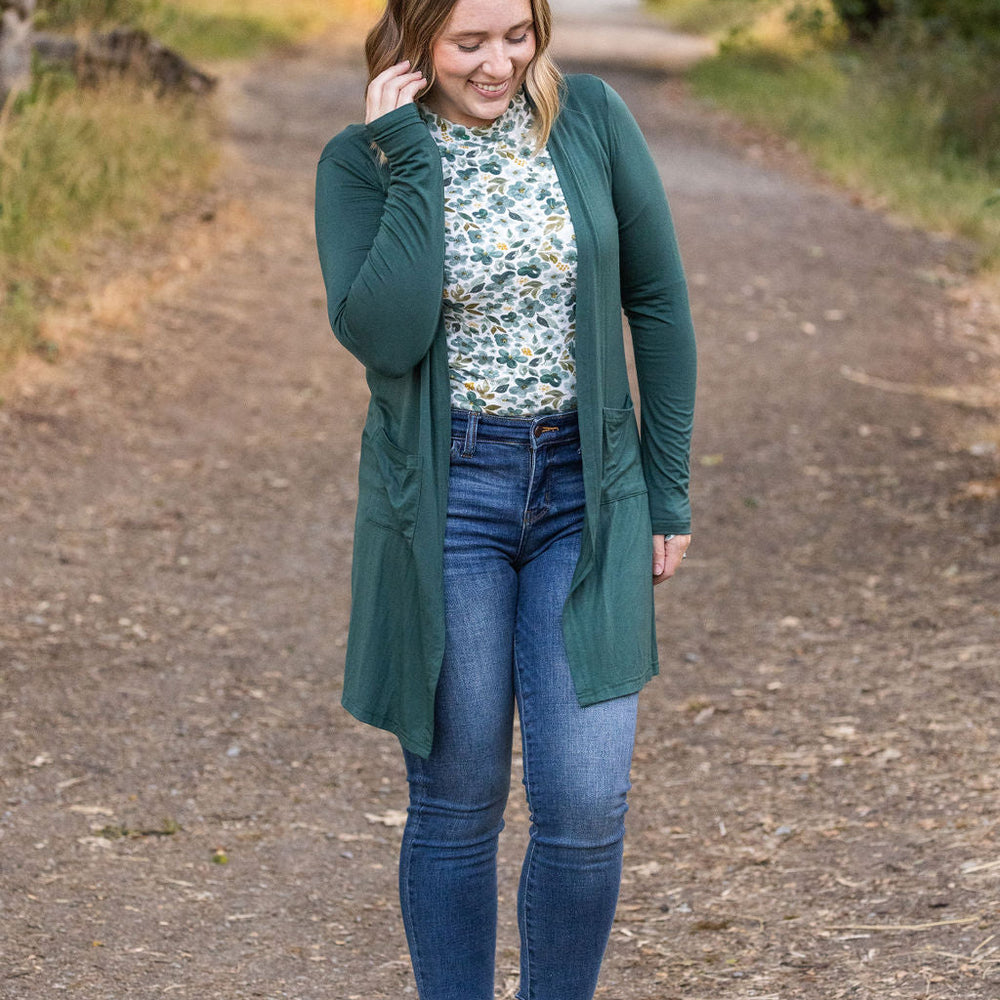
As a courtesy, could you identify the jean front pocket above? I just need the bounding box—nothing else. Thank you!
[600,405,647,504]
[362,425,423,541]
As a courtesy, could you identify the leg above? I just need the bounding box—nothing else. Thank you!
[513,532,638,1000]
[399,433,521,1000]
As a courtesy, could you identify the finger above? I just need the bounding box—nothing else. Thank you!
[366,62,411,111]
[368,62,420,104]
[374,58,411,81]
[368,60,412,98]
[653,552,680,586]
[366,71,424,122]
[652,534,666,578]
[387,74,425,110]
[398,75,427,103]
[653,534,690,585]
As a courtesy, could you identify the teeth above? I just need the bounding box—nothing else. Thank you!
[474,82,507,93]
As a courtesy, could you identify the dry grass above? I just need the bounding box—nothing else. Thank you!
[157,0,380,59]
[1,0,378,369]
[0,78,217,365]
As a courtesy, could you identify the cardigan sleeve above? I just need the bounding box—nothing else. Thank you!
[315,104,445,378]
[605,82,697,536]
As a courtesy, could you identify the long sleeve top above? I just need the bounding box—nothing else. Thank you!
[316,74,696,756]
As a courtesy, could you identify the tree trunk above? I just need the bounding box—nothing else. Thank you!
[0,0,35,105]
[32,27,217,96]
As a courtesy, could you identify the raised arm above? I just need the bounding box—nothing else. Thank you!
[315,69,445,377]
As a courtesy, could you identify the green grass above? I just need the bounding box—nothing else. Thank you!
[648,0,1000,269]
[647,0,785,36]
[146,9,292,61]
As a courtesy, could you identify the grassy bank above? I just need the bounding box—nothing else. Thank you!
[1,0,374,368]
[37,0,379,61]
[0,76,217,364]
[648,0,1000,270]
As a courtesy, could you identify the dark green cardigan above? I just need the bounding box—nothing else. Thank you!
[315,75,696,757]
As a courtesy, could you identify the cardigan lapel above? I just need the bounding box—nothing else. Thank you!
[547,114,603,562]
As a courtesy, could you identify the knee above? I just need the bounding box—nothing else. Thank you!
[406,769,510,845]
[528,779,630,849]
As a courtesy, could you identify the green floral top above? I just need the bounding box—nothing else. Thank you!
[423,93,578,415]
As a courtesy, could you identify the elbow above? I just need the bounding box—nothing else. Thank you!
[329,307,432,378]
[365,351,423,379]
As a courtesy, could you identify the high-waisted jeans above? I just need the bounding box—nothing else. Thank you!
[399,409,638,1000]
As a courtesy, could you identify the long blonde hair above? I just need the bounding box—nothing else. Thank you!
[365,0,563,149]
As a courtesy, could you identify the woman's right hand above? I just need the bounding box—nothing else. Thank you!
[365,60,426,124]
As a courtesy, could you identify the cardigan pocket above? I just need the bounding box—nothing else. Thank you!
[600,404,648,504]
[363,425,424,541]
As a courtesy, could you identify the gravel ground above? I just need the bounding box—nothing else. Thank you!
[1,26,998,1000]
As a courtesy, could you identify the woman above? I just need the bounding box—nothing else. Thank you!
[314,0,696,997]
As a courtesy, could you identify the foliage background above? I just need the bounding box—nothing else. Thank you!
[649,0,1000,267]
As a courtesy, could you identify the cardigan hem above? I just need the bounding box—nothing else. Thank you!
[573,667,658,708]
[341,695,434,759]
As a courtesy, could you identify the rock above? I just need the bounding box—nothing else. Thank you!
[0,0,35,104]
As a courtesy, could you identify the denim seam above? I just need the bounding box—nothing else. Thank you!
[513,645,535,1000]
[461,411,479,457]
[402,795,427,997]
[520,838,536,1000]
[514,446,539,564]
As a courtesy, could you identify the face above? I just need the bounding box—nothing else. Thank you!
[424,0,537,128]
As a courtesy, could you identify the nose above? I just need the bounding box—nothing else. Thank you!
[480,41,513,78]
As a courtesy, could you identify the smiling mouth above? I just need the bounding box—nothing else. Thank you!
[470,80,511,96]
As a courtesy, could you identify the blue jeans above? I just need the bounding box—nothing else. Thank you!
[399,410,638,1000]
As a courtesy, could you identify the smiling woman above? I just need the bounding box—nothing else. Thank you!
[315,0,697,997]
[365,0,562,146]
[424,1,535,127]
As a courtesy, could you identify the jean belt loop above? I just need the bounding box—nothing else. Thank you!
[461,411,479,457]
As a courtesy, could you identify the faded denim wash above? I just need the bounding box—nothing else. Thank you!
[399,409,638,1000]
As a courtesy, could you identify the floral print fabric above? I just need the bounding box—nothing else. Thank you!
[423,93,578,415]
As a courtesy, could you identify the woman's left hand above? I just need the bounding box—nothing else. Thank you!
[652,533,690,585]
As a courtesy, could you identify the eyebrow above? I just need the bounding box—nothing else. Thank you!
[448,19,534,39]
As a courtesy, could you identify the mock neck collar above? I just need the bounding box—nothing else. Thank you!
[421,90,532,146]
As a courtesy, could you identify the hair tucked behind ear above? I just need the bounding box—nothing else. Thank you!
[365,0,452,98]
[364,0,564,152]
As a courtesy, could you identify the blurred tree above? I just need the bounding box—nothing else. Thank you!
[907,0,1000,41]
[0,0,35,103]
[829,0,892,40]
[830,0,1000,42]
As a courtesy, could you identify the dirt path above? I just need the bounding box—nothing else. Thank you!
[2,30,999,1000]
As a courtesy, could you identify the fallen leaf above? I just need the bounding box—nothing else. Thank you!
[77,836,113,850]
[628,861,663,877]
[68,805,115,817]
[364,810,408,828]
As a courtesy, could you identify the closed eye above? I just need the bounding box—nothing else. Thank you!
[457,30,533,53]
